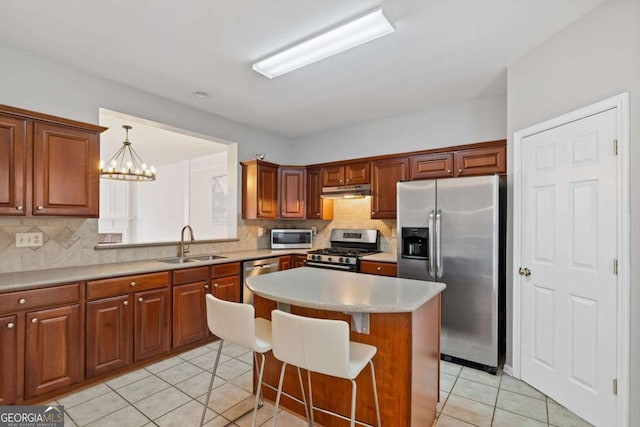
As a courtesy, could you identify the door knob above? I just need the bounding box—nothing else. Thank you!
[519,267,531,277]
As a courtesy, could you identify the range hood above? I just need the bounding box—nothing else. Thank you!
[321,184,371,199]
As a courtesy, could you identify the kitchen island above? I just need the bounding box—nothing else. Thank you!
[246,267,445,427]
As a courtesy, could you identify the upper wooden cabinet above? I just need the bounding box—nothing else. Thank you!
[410,152,454,180]
[371,157,409,219]
[0,105,105,217]
[322,161,369,186]
[279,167,305,219]
[306,168,333,220]
[454,144,506,176]
[242,160,278,219]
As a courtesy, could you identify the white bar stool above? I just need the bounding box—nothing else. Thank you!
[270,310,381,427]
[200,294,272,427]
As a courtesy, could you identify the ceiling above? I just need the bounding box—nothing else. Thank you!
[0,1,605,137]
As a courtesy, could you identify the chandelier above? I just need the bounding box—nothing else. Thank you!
[100,125,156,181]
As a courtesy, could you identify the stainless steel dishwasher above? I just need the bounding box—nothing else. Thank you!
[242,257,280,304]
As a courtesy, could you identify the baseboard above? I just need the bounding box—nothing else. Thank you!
[502,364,513,376]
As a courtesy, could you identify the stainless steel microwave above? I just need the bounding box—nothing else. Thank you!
[270,229,313,249]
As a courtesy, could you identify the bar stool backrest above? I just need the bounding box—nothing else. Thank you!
[271,310,351,379]
[205,294,257,351]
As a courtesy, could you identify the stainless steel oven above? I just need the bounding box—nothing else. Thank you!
[306,229,379,272]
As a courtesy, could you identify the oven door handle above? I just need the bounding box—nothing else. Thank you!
[306,261,354,271]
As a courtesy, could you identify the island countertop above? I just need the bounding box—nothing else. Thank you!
[246,266,445,313]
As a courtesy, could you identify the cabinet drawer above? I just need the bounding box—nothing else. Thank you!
[0,283,81,315]
[211,262,241,278]
[360,261,397,277]
[173,266,209,285]
[87,272,169,300]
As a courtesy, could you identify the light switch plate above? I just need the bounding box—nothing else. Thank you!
[15,232,44,247]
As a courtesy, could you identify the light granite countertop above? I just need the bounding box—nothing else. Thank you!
[246,266,445,313]
[0,249,309,293]
[360,252,397,263]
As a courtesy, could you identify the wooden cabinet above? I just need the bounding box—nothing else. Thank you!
[0,105,105,217]
[172,267,210,349]
[279,167,305,219]
[241,160,278,219]
[0,315,17,405]
[211,262,241,303]
[410,153,454,180]
[371,157,409,219]
[0,115,27,215]
[86,295,131,378]
[86,272,170,374]
[293,255,308,268]
[134,288,171,362]
[306,168,333,220]
[279,256,292,271]
[25,304,82,399]
[360,260,398,277]
[0,282,83,402]
[322,162,369,186]
[454,144,506,176]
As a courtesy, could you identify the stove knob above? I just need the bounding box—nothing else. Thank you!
[328,257,332,262]
[345,258,351,264]
[339,257,344,263]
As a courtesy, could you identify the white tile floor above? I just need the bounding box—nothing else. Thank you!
[50,341,592,426]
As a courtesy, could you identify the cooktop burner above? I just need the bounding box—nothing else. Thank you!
[307,247,380,257]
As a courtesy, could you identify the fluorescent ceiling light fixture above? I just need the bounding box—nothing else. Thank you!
[253,8,394,79]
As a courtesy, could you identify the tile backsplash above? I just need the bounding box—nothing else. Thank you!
[0,198,396,274]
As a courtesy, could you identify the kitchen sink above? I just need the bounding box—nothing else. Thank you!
[189,254,227,261]
[161,258,198,264]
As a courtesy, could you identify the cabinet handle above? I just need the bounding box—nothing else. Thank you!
[316,213,320,216]
[346,178,350,182]
[123,301,129,306]
[138,298,144,302]
[377,267,382,271]
[447,169,451,173]
[339,179,343,183]
[31,318,38,323]
[204,285,209,289]
[213,283,219,288]
[130,281,136,287]
[458,169,463,173]
[36,206,44,210]
[18,298,26,305]
[6,323,14,329]
[16,205,23,211]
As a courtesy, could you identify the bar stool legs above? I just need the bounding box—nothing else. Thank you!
[252,352,267,427]
[200,339,224,426]
[272,362,310,427]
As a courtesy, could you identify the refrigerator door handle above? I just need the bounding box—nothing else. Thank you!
[428,210,436,278]
[435,210,443,279]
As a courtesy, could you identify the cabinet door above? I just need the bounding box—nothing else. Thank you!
[25,304,82,399]
[279,256,292,271]
[173,282,209,348]
[322,165,344,186]
[371,158,409,219]
[32,122,99,217]
[257,163,278,218]
[211,275,241,303]
[306,168,333,219]
[410,153,454,180]
[454,145,506,176]
[279,167,305,218]
[0,315,17,405]
[345,162,370,184]
[293,255,307,268]
[0,115,27,216]
[86,295,132,378]
[134,289,170,362]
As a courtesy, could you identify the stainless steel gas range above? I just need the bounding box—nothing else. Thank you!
[306,229,380,272]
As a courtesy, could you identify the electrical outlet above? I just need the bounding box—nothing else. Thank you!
[311,226,317,236]
[257,227,265,237]
[391,227,397,238]
[16,232,44,248]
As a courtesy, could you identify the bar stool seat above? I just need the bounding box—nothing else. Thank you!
[200,294,272,427]
[270,309,381,427]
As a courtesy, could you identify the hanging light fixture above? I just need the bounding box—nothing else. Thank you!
[100,125,156,181]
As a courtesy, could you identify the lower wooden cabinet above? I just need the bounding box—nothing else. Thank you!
[25,304,82,399]
[211,262,241,303]
[173,282,209,348]
[86,295,131,378]
[293,255,307,268]
[360,260,398,277]
[279,256,292,271]
[0,315,17,405]
[133,289,171,362]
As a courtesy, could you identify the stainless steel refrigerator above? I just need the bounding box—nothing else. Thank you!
[397,175,505,373]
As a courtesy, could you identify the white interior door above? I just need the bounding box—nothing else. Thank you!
[519,108,618,426]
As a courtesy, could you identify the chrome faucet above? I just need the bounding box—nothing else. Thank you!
[180,225,195,259]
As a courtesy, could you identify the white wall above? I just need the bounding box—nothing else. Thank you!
[290,95,507,164]
[0,40,293,165]
[506,0,640,424]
